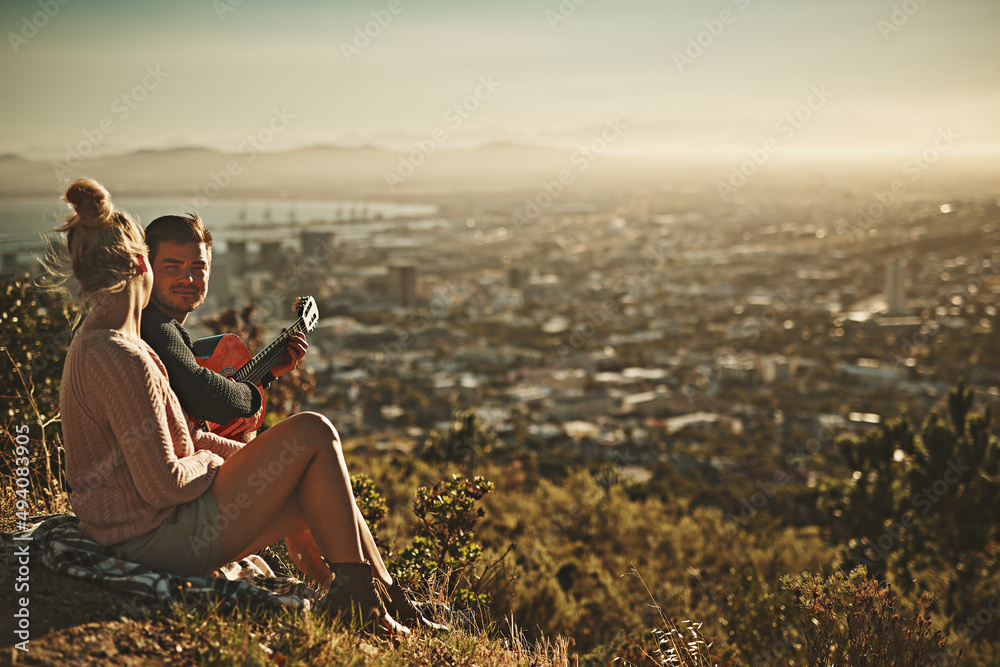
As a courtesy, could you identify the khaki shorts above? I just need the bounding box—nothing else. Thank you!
[111,491,222,577]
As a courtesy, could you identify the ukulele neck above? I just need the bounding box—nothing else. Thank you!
[232,317,307,385]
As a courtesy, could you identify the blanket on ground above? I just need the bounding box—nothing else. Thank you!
[3,513,316,610]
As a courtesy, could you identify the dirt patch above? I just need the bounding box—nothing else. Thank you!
[1,619,205,667]
[0,543,202,666]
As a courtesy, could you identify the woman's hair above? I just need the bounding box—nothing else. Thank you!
[144,213,213,263]
[50,178,147,300]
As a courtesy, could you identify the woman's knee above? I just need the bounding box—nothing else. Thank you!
[288,411,341,451]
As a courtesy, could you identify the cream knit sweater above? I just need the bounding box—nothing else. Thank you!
[60,328,243,545]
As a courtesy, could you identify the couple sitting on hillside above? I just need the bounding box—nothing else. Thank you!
[53,177,443,634]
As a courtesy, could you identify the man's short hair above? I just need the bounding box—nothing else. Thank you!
[145,214,214,263]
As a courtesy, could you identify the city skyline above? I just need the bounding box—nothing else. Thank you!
[1,0,998,162]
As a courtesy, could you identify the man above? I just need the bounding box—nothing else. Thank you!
[140,215,324,581]
[140,214,306,434]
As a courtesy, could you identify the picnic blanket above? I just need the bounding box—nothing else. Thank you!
[3,513,316,611]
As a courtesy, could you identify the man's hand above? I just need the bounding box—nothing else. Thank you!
[271,331,308,378]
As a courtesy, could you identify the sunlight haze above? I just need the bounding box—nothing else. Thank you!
[1,0,997,160]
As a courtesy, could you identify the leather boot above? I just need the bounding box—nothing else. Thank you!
[318,562,410,636]
[382,579,451,632]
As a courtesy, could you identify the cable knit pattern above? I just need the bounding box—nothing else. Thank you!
[60,328,243,546]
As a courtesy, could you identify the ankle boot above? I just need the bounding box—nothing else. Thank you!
[382,580,451,632]
[318,562,410,636]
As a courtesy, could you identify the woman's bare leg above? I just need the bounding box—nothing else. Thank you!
[285,529,327,583]
[356,505,393,585]
[209,412,364,567]
[284,503,394,587]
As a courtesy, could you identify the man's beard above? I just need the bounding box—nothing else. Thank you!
[152,283,206,314]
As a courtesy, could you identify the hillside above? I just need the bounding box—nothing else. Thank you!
[0,557,571,667]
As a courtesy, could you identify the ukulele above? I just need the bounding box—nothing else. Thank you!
[190,296,319,439]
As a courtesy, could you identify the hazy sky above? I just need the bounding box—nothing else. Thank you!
[1,0,997,159]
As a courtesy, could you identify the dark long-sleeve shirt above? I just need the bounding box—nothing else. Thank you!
[140,305,262,426]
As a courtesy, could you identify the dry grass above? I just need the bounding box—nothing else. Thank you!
[0,479,574,667]
[2,581,574,666]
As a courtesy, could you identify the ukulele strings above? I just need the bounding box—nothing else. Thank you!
[236,317,310,384]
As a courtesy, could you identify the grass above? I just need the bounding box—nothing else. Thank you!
[0,481,576,667]
[5,578,575,666]
[621,564,717,667]
[166,604,574,667]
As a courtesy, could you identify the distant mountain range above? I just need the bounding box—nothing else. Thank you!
[2,135,997,200]
[0,143,608,199]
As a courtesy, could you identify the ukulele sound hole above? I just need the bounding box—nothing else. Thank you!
[221,366,237,376]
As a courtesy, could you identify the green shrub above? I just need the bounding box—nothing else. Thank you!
[391,474,496,610]
[416,408,497,471]
[351,472,389,544]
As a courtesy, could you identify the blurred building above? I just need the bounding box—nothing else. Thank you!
[260,240,282,256]
[548,393,614,421]
[886,258,907,316]
[388,263,417,307]
[506,266,526,289]
[621,390,672,417]
[260,240,291,279]
[206,255,233,309]
[226,240,247,277]
[300,230,335,256]
[761,355,792,384]
[1,250,43,278]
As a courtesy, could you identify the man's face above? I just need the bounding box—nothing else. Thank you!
[150,241,211,323]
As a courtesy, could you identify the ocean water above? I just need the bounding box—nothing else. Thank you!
[0,198,440,251]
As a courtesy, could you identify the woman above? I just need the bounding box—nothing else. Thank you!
[55,178,432,634]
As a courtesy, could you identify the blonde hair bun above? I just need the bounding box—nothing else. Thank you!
[64,178,114,226]
[52,177,145,300]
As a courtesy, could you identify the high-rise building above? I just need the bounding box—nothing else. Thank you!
[2,251,19,274]
[208,255,233,308]
[886,258,907,316]
[260,240,289,277]
[300,231,335,257]
[260,240,282,259]
[506,266,526,289]
[227,240,247,277]
[388,263,417,307]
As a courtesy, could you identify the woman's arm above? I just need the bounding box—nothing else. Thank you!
[94,343,224,509]
[193,428,245,460]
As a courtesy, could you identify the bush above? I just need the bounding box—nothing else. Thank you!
[818,384,1000,642]
[0,275,77,488]
[781,567,949,666]
[391,474,497,610]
